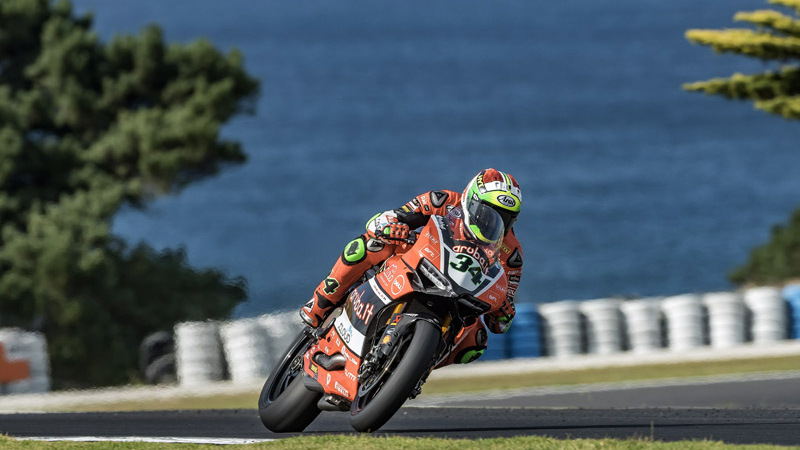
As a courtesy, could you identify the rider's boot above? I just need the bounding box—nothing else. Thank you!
[300,289,340,328]
[299,234,395,328]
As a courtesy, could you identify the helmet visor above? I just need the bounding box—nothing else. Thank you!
[465,200,505,246]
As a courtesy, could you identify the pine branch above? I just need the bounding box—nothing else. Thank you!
[769,0,800,15]
[755,94,800,118]
[735,10,800,37]
[686,28,800,60]
[683,66,800,100]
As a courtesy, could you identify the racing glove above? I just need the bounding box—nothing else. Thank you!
[379,222,411,243]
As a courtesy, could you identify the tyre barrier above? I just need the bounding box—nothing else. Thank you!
[702,292,745,348]
[661,294,706,351]
[4,282,800,393]
[220,318,272,383]
[539,300,582,358]
[620,298,663,353]
[174,321,225,386]
[783,284,800,339]
[483,302,543,361]
[157,287,800,387]
[579,298,623,355]
[744,287,787,343]
[257,311,304,365]
[0,329,50,394]
[508,302,542,358]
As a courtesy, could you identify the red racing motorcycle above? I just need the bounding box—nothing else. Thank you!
[258,206,508,432]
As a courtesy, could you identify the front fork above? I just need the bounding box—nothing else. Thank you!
[358,301,454,399]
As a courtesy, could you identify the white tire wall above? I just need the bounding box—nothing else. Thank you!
[538,301,581,358]
[661,294,705,351]
[220,318,271,383]
[174,321,224,386]
[744,287,787,343]
[620,298,663,353]
[579,299,623,355]
[702,292,746,348]
[258,311,303,366]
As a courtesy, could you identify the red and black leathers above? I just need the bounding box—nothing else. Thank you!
[301,189,524,365]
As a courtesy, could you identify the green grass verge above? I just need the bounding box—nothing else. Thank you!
[3,435,797,449]
[423,354,800,394]
[57,354,800,412]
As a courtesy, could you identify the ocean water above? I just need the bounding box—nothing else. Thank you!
[71,0,800,317]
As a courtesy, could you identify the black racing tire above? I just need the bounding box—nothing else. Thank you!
[258,328,322,432]
[349,319,440,432]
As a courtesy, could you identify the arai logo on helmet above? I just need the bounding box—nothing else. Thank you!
[497,195,516,208]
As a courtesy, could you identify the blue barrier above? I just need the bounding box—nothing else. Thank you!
[483,327,510,360]
[508,302,542,358]
[782,284,800,339]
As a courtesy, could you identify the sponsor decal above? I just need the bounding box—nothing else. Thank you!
[352,290,375,324]
[390,313,402,326]
[336,322,351,344]
[391,275,406,296]
[421,245,439,260]
[508,274,521,283]
[452,245,490,271]
[334,381,350,398]
[369,278,393,304]
[344,369,357,382]
[381,263,398,283]
[326,373,331,386]
[424,231,439,245]
[497,194,517,208]
[381,335,391,345]
[342,349,358,365]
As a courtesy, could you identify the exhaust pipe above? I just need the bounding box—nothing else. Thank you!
[313,353,347,371]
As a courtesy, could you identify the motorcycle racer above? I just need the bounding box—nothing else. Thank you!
[300,168,524,365]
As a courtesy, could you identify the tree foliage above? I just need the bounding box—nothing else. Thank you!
[730,210,800,285]
[685,0,800,286]
[0,0,258,387]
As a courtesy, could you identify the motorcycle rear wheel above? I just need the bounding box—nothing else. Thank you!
[349,319,440,432]
[258,328,322,432]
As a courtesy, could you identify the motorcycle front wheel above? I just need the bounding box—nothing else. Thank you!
[349,319,440,432]
[258,327,322,432]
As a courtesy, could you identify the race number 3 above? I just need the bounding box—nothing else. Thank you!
[449,254,482,285]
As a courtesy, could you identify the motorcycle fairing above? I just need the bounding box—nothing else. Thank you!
[334,279,396,357]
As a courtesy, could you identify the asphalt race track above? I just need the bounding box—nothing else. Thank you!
[2,408,800,446]
[3,375,800,446]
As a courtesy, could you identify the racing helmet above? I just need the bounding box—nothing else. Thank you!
[461,168,522,241]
